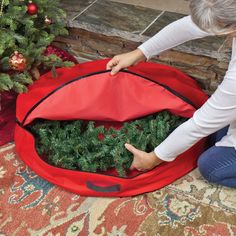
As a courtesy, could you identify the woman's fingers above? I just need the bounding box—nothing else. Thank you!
[106,57,122,75]
[129,163,136,171]
[107,49,146,76]
[106,58,118,70]
[130,159,140,171]
[125,143,139,155]
[126,143,163,171]
[111,64,122,75]
[125,143,145,171]
[130,162,146,172]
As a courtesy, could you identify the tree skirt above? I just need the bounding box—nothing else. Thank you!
[1,143,236,235]
[0,91,17,146]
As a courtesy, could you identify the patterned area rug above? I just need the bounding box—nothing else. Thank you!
[1,143,236,236]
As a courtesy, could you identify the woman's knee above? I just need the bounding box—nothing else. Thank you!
[197,147,221,183]
[197,150,214,182]
[198,146,236,184]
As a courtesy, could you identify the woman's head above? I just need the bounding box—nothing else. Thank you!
[190,0,236,35]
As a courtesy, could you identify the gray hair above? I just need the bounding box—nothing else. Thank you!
[190,0,236,34]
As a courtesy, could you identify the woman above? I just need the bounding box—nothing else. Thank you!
[106,0,236,188]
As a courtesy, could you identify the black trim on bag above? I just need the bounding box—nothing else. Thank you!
[124,70,197,109]
[86,181,121,193]
[18,69,197,126]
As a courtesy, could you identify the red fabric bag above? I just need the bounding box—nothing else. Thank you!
[14,59,209,197]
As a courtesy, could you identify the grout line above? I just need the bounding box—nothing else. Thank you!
[71,0,99,21]
[217,37,228,53]
[140,11,165,35]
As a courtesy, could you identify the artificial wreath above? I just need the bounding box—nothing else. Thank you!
[29,111,186,177]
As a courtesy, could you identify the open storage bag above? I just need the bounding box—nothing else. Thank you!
[15,59,209,197]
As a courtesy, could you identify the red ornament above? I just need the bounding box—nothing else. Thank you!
[9,51,27,71]
[27,1,38,15]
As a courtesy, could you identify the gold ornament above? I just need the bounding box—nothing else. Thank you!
[45,16,52,25]
[9,51,27,71]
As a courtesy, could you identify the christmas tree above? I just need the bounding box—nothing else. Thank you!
[0,0,73,93]
[30,111,187,177]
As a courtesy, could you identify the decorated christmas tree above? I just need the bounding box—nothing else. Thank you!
[0,0,73,93]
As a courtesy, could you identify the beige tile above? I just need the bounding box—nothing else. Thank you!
[111,0,190,14]
[60,0,96,20]
[74,0,160,34]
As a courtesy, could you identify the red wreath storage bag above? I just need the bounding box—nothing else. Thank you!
[14,59,209,197]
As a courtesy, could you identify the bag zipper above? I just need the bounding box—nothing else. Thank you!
[18,69,197,127]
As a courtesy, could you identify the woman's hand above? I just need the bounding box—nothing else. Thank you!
[125,143,164,171]
[106,49,146,75]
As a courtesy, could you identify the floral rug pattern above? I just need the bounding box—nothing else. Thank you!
[0,143,236,236]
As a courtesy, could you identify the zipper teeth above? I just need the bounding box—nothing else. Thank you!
[125,70,197,109]
[20,69,196,126]
[21,69,108,126]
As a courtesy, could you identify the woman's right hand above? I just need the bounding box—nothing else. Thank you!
[106,49,147,75]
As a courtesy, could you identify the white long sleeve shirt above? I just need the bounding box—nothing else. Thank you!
[138,16,236,161]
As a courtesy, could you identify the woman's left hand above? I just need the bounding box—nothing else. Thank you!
[125,143,164,171]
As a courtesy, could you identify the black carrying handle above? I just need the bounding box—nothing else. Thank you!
[86,181,121,193]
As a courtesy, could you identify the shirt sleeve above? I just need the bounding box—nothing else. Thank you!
[138,15,212,60]
[154,38,236,162]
